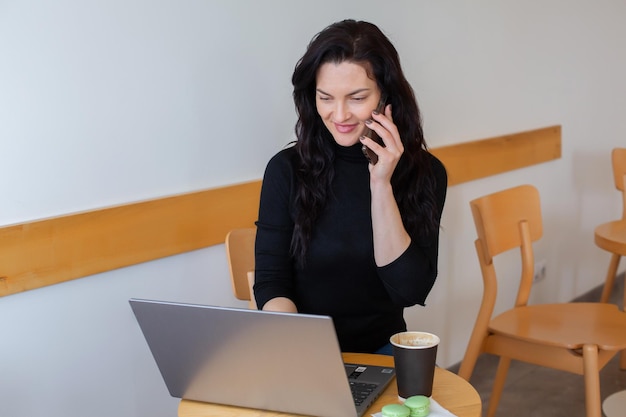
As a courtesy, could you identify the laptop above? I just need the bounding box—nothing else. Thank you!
[129,298,395,417]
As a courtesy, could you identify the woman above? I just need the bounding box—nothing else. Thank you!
[254,19,447,354]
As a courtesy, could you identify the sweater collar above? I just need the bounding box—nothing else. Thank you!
[335,142,369,164]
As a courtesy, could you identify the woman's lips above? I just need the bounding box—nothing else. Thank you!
[334,122,359,134]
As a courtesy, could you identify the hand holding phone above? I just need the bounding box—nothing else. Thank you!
[361,94,388,165]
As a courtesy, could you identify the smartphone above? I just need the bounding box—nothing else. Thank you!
[361,94,388,165]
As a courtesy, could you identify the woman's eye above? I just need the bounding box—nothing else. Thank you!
[352,97,366,101]
[318,96,331,101]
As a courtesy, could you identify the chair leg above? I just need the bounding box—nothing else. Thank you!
[458,328,489,381]
[620,259,626,370]
[582,344,601,417]
[486,357,511,417]
[458,343,481,381]
[599,254,626,369]
[622,279,626,369]
[600,254,621,303]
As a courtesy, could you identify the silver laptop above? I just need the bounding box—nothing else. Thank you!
[129,298,395,417]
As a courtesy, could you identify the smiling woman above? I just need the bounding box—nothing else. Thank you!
[253,19,449,354]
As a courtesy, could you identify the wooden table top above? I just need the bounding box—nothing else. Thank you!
[178,352,482,417]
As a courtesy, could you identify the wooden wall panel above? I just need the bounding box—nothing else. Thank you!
[0,181,262,296]
[0,125,561,297]
[431,125,561,186]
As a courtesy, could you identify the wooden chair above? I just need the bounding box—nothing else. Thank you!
[595,148,626,371]
[458,184,626,417]
[225,227,257,309]
[597,148,626,304]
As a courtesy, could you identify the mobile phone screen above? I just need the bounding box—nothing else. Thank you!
[361,94,388,165]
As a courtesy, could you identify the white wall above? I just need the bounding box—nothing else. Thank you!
[1,1,625,416]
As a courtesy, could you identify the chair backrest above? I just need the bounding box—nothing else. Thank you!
[470,184,543,308]
[611,148,626,219]
[225,228,256,306]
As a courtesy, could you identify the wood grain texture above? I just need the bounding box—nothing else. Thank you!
[0,180,261,296]
[178,352,482,417]
[431,125,561,186]
[0,125,561,296]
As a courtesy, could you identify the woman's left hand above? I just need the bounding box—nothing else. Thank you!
[360,104,404,182]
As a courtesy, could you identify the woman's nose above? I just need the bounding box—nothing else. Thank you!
[333,101,350,121]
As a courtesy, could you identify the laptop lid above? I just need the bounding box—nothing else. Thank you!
[129,298,394,417]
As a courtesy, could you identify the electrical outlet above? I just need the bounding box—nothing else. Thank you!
[533,259,547,283]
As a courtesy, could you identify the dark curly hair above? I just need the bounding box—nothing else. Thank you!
[290,19,440,265]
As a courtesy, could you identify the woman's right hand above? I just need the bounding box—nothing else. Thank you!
[361,104,404,184]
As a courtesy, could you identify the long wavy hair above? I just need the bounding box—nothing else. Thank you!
[291,19,440,265]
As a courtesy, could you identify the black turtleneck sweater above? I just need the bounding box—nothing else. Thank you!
[254,142,447,353]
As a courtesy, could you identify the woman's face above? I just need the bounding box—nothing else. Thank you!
[315,61,382,147]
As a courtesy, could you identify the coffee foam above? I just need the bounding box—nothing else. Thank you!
[391,332,439,348]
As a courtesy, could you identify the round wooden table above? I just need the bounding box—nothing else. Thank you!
[178,352,482,417]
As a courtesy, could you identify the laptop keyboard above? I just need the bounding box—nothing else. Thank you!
[349,381,378,406]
